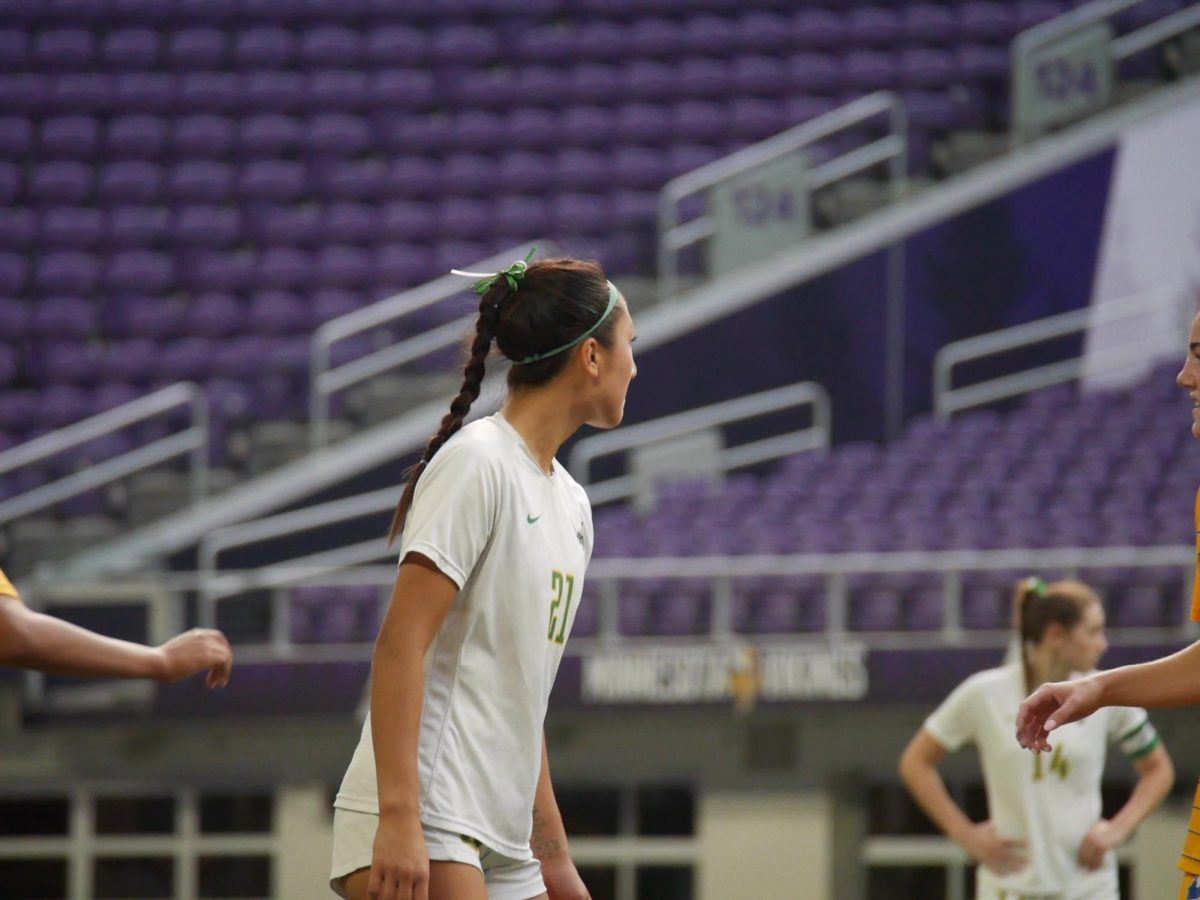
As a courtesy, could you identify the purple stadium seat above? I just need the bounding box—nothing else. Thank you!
[553,149,612,193]
[792,9,847,51]
[255,247,314,290]
[847,7,902,47]
[238,160,307,202]
[172,205,241,247]
[0,347,17,386]
[504,109,560,151]
[453,71,516,111]
[614,104,669,145]
[619,61,676,104]
[904,4,958,44]
[315,159,386,202]
[40,116,100,159]
[248,291,310,335]
[237,114,302,157]
[28,162,93,205]
[306,114,372,157]
[0,164,15,204]
[107,115,167,158]
[0,30,29,72]
[843,51,899,92]
[629,17,683,58]
[0,391,39,433]
[29,296,96,341]
[41,385,91,428]
[96,161,163,204]
[108,205,169,249]
[905,91,958,130]
[552,193,612,237]
[0,75,48,115]
[34,252,100,295]
[379,115,452,156]
[166,28,228,69]
[448,111,502,155]
[368,69,436,111]
[901,48,957,89]
[0,208,33,250]
[105,251,174,293]
[34,29,97,70]
[514,24,573,65]
[184,292,244,338]
[306,70,370,112]
[299,27,363,68]
[112,72,174,114]
[322,203,378,245]
[173,115,235,158]
[495,196,549,240]
[233,27,295,68]
[960,2,1018,43]
[365,27,427,68]
[313,245,370,289]
[176,72,240,114]
[442,154,498,196]
[103,29,163,69]
[166,161,234,202]
[611,146,669,191]
[0,117,32,159]
[682,16,731,57]
[957,44,1010,81]
[431,26,499,66]
[157,337,217,382]
[736,12,791,54]
[374,245,435,288]
[0,299,28,339]
[242,71,306,113]
[496,152,554,194]
[39,207,104,250]
[35,341,106,385]
[434,198,492,240]
[789,54,843,95]
[311,289,361,325]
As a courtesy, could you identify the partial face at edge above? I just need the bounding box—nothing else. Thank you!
[587,295,638,429]
[1177,312,1200,439]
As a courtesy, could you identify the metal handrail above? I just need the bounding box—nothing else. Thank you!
[568,382,832,505]
[932,287,1177,418]
[1011,0,1200,143]
[95,543,1194,657]
[309,240,555,448]
[0,383,208,526]
[656,92,908,298]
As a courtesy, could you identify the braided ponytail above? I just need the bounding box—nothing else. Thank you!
[386,284,505,545]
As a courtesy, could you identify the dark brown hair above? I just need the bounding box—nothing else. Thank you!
[1014,578,1098,651]
[386,257,616,544]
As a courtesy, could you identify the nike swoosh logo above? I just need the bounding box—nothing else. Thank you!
[527,514,540,524]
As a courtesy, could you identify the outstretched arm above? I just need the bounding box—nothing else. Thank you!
[1017,641,1200,751]
[0,593,231,686]
[534,734,591,900]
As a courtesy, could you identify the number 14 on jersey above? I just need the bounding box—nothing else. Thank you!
[1033,744,1069,781]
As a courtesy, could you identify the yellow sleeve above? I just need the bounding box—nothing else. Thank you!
[1192,487,1200,622]
[0,567,16,598]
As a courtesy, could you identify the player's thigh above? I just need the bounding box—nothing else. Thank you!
[338,867,370,900]
[429,860,488,900]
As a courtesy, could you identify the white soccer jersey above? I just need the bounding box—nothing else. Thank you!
[925,662,1158,899]
[335,413,594,859]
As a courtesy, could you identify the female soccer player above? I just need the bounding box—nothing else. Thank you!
[331,255,636,900]
[0,566,231,686]
[1018,310,1200,898]
[900,578,1173,899]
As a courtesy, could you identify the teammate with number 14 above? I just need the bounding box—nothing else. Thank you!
[900,578,1173,899]
[331,255,636,900]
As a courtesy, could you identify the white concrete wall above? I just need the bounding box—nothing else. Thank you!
[275,783,336,899]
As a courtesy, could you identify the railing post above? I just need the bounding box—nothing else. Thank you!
[827,571,848,637]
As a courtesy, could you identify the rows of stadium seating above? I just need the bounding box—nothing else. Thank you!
[278,361,1196,643]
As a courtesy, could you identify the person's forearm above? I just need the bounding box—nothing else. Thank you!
[1109,756,1173,840]
[899,758,975,845]
[532,734,571,863]
[0,600,163,678]
[1097,641,1200,709]
[370,630,426,819]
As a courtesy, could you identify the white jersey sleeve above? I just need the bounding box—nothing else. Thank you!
[399,440,502,590]
[1105,703,1160,761]
[925,675,982,752]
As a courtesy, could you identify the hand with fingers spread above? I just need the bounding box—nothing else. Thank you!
[1077,818,1123,871]
[543,856,591,900]
[1015,676,1103,753]
[959,821,1028,877]
[155,628,233,688]
[367,813,429,900]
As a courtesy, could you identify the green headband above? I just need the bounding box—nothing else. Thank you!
[511,280,620,366]
[1027,576,1047,598]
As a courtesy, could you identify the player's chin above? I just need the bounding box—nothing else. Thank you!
[588,403,625,430]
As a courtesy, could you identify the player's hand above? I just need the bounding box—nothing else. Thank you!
[368,813,429,900]
[542,856,591,900]
[155,629,232,688]
[1077,818,1123,871]
[1015,677,1103,752]
[959,821,1027,876]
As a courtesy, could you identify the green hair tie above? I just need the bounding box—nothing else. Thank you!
[1027,576,1047,598]
[511,280,620,366]
[451,247,536,296]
